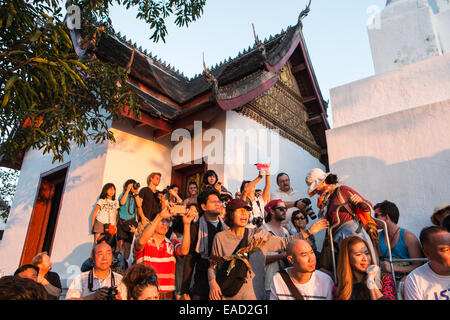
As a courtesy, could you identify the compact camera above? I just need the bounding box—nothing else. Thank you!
[251,217,264,228]
[105,286,118,300]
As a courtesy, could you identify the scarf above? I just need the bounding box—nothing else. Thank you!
[195,213,227,259]
[317,183,340,210]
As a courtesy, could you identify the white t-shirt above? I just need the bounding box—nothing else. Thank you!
[66,269,123,299]
[270,189,303,233]
[262,223,290,291]
[270,268,334,300]
[95,198,119,225]
[404,263,450,300]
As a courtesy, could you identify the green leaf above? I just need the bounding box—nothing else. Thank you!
[4,75,19,91]
[30,29,43,42]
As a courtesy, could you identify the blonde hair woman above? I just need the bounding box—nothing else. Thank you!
[335,236,396,300]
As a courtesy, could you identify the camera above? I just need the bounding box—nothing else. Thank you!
[105,286,118,300]
[161,186,171,195]
[300,198,317,220]
[251,217,264,228]
[133,182,140,190]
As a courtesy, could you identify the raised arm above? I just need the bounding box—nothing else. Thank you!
[135,207,172,251]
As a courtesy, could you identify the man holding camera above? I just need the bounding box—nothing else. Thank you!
[134,205,195,299]
[66,243,123,300]
[271,173,309,235]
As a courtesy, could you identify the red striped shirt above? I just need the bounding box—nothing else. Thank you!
[134,237,182,293]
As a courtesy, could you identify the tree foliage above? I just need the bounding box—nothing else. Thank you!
[0,168,19,221]
[0,0,206,165]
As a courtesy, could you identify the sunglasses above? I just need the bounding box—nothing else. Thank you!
[273,207,287,212]
[294,215,306,220]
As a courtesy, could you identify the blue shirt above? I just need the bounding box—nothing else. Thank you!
[118,192,137,220]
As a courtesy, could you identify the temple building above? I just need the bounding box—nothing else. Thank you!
[0,6,329,288]
[327,0,450,237]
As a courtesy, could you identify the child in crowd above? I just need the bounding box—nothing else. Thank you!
[91,183,119,244]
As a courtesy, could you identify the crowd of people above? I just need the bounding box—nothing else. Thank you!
[0,166,449,301]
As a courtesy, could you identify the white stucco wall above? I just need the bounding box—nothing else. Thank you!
[330,53,450,128]
[368,0,450,75]
[327,99,450,237]
[103,120,173,194]
[0,138,109,284]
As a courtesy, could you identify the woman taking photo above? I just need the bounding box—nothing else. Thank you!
[335,236,396,300]
[208,198,328,300]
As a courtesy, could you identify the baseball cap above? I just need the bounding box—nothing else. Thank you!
[226,198,251,212]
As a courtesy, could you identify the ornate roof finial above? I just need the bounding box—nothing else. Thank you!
[298,0,312,27]
[202,52,219,94]
[252,23,267,61]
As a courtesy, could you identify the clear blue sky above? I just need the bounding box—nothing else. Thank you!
[109,0,387,126]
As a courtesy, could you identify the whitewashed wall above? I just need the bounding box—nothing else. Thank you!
[0,137,109,285]
[327,100,450,237]
[368,0,450,75]
[103,120,173,195]
[330,53,450,128]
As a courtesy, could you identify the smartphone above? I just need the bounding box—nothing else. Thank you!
[170,204,186,215]
[255,163,269,175]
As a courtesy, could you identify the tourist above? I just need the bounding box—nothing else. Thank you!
[430,202,450,230]
[91,183,119,244]
[183,181,199,206]
[305,168,379,271]
[0,276,48,300]
[334,236,396,300]
[66,242,123,300]
[14,264,39,282]
[241,165,271,229]
[207,198,328,300]
[120,263,160,300]
[374,200,424,280]
[270,239,334,300]
[404,226,450,300]
[291,209,320,261]
[271,172,307,235]
[139,172,163,223]
[117,179,144,260]
[31,252,62,300]
[134,206,195,299]
[181,189,228,300]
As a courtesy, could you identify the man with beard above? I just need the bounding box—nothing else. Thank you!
[270,239,334,300]
[181,188,227,300]
[263,200,291,299]
[271,173,307,234]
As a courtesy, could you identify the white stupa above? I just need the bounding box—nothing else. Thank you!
[326,0,450,236]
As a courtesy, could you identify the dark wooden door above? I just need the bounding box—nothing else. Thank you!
[20,180,55,265]
[19,165,68,266]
